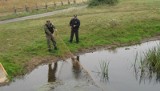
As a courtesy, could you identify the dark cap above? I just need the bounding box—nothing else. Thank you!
[46,20,50,22]
[73,15,77,17]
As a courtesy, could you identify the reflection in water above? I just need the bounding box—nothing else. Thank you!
[71,56,81,79]
[108,47,117,53]
[136,68,160,84]
[133,56,160,84]
[100,61,109,82]
[48,62,57,82]
[92,61,109,82]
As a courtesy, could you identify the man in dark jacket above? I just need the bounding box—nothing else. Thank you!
[44,20,57,51]
[69,15,80,43]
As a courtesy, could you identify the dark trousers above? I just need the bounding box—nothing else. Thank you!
[70,29,79,43]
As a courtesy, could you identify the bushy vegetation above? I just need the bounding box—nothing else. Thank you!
[89,0,118,6]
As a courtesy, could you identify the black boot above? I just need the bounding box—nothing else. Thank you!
[76,41,79,44]
[54,46,58,50]
[48,48,52,52]
[69,40,72,43]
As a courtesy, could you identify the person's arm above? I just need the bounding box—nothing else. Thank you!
[51,23,57,36]
[70,19,73,27]
[75,19,80,28]
[77,19,80,27]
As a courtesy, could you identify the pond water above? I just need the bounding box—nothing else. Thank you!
[79,40,160,91]
[0,58,101,91]
[0,40,160,91]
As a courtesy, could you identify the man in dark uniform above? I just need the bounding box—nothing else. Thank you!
[69,15,80,43]
[44,20,57,51]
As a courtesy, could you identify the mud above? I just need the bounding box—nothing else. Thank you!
[24,35,160,81]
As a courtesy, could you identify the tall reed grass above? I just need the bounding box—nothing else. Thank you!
[95,61,109,81]
[134,44,160,83]
[143,45,160,72]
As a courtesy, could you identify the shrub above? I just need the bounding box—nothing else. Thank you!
[89,0,118,6]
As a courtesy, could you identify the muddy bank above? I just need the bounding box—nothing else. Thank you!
[1,35,160,86]
[75,35,160,55]
[1,39,160,91]
[20,35,160,77]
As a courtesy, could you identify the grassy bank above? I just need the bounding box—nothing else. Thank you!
[0,0,160,79]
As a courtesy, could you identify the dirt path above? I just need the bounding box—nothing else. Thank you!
[0,5,87,24]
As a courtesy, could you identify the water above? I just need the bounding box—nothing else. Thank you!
[0,59,101,91]
[79,40,160,91]
[0,40,160,91]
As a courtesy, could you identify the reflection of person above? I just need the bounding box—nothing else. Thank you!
[76,56,79,61]
[69,15,80,43]
[71,56,81,79]
[48,62,57,82]
[44,20,57,51]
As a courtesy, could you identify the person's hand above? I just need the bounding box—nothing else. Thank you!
[55,32,57,36]
[52,33,55,36]
[54,29,57,36]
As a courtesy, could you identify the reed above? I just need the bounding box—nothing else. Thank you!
[144,46,160,72]
[99,61,109,81]
[134,43,160,83]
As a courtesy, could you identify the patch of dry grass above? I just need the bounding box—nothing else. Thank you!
[0,0,87,18]
[0,0,86,13]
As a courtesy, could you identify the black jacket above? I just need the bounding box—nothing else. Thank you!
[45,23,55,34]
[70,18,80,30]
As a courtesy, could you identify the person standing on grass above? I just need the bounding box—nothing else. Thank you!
[44,20,57,51]
[69,15,80,43]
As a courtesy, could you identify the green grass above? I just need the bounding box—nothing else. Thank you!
[142,46,160,72]
[0,0,160,79]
